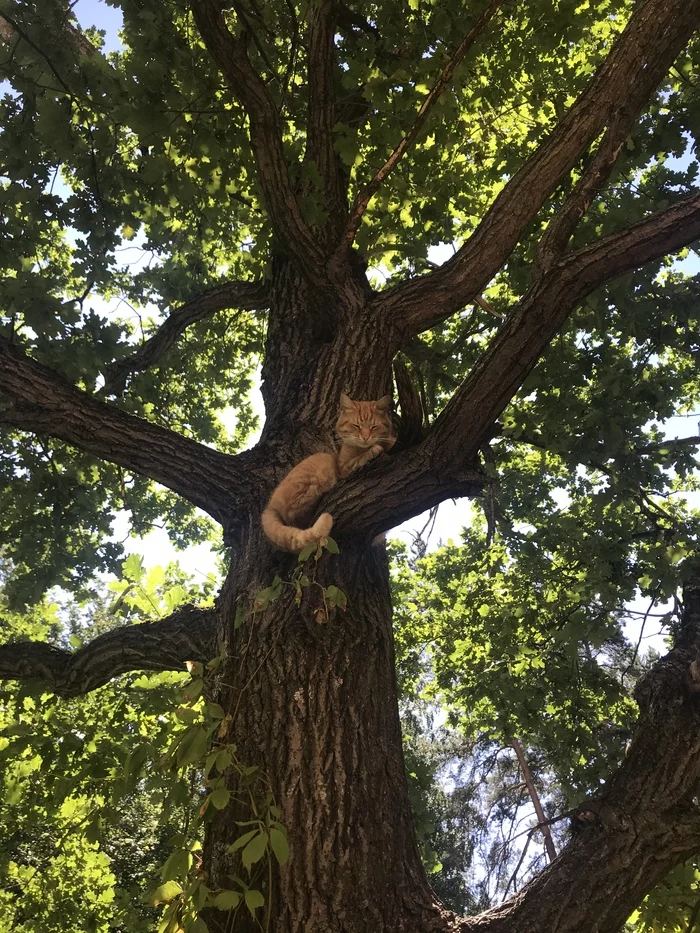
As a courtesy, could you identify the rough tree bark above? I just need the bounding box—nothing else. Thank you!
[2,0,700,931]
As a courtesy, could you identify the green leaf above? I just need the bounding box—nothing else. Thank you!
[182,678,204,702]
[209,788,231,810]
[207,703,226,720]
[204,750,219,776]
[324,536,339,554]
[193,881,210,910]
[184,917,208,933]
[215,748,233,772]
[124,742,151,778]
[245,889,265,916]
[161,849,191,882]
[213,890,241,910]
[175,706,200,724]
[227,829,258,854]
[176,727,209,768]
[298,544,316,562]
[148,881,183,905]
[325,585,347,610]
[269,827,289,866]
[242,831,268,870]
[122,553,145,582]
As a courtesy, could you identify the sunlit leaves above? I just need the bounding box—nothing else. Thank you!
[0,600,190,931]
[150,881,184,906]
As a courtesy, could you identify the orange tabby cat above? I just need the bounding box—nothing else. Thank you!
[261,393,396,552]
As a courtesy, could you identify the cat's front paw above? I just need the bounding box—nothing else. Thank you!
[369,444,383,458]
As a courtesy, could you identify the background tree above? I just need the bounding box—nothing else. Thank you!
[1,0,700,931]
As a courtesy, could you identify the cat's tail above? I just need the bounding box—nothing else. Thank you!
[261,508,333,553]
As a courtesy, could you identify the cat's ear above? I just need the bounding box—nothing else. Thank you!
[339,392,354,410]
[376,395,391,412]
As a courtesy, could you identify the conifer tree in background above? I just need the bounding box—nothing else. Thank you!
[2,0,700,930]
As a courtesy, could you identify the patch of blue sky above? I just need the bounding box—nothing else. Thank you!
[72,0,124,53]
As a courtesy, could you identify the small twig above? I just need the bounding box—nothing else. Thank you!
[502,829,532,900]
[620,593,659,686]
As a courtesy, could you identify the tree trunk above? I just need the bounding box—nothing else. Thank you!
[203,533,444,932]
[201,261,444,932]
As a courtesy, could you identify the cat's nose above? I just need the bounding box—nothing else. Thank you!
[360,429,370,440]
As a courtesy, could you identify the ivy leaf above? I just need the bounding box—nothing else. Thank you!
[244,889,265,916]
[176,727,208,768]
[148,881,183,905]
[227,829,258,854]
[325,585,347,610]
[182,678,204,702]
[269,827,289,866]
[213,890,241,910]
[161,849,192,882]
[298,544,316,562]
[209,788,231,810]
[184,917,208,933]
[242,831,268,871]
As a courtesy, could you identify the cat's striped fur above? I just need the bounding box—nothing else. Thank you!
[261,394,395,552]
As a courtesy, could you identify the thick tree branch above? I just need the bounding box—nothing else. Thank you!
[191,0,327,279]
[452,575,700,932]
[305,0,347,229]
[338,0,503,252]
[0,605,218,697]
[321,445,487,543]
[0,9,99,59]
[374,0,700,338]
[0,337,265,525]
[534,113,636,273]
[326,193,700,542]
[104,278,270,395]
[429,192,700,466]
[393,356,425,447]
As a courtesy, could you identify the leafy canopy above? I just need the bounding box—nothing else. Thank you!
[2,0,698,602]
[1,0,700,929]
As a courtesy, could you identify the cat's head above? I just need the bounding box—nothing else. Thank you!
[336,393,394,449]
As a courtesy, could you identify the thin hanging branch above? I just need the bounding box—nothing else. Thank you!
[511,738,557,863]
[104,278,270,394]
[338,0,503,252]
